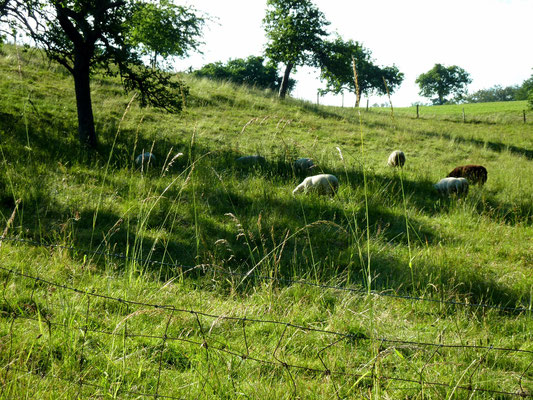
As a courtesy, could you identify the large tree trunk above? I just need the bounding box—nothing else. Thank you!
[279,62,293,99]
[73,53,97,149]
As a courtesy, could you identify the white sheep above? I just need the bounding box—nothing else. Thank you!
[235,155,266,166]
[292,174,339,196]
[387,150,406,168]
[294,157,315,173]
[434,177,469,197]
[135,152,156,166]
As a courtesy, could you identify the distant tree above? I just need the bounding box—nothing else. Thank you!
[7,0,204,149]
[464,85,519,103]
[192,56,294,92]
[416,64,472,105]
[263,0,329,99]
[515,71,533,101]
[126,0,204,70]
[317,36,404,107]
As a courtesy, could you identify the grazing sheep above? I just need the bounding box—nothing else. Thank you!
[294,157,315,173]
[235,155,266,166]
[135,152,156,166]
[447,165,487,186]
[434,177,469,197]
[387,150,406,167]
[292,174,339,196]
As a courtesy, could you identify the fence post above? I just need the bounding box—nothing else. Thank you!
[462,108,466,123]
[524,110,526,124]
[317,91,319,105]
[416,104,419,119]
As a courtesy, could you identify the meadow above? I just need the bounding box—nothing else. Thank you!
[0,45,532,399]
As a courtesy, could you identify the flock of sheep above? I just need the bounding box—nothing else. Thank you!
[136,150,488,198]
[434,163,487,197]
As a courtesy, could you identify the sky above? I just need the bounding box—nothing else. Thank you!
[178,0,533,107]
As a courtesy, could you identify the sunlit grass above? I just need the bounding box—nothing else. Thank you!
[0,44,532,399]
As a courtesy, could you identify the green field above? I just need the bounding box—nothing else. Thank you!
[375,101,531,124]
[1,45,532,399]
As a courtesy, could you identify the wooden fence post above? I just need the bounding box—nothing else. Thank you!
[524,110,526,124]
[462,108,466,123]
[416,104,419,119]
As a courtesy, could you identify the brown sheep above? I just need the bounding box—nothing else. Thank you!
[447,165,487,186]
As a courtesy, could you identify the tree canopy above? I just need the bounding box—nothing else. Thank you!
[416,64,472,105]
[192,56,294,92]
[317,36,404,107]
[464,85,519,103]
[516,71,533,101]
[0,0,13,42]
[7,0,204,149]
[0,0,9,18]
[126,0,204,69]
[263,0,329,99]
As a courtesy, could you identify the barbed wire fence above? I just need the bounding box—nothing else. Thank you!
[1,236,532,398]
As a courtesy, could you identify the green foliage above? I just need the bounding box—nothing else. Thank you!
[7,0,201,148]
[465,84,520,103]
[192,56,294,92]
[516,70,533,101]
[263,0,329,67]
[0,0,14,44]
[528,89,533,109]
[416,63,472,105]
[125,0,204,69]
[0,0,9,18]
[263,0,330,97]
[465,72,533,104]
[317,36,404,106]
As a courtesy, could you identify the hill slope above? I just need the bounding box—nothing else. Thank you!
[0,45,532,399]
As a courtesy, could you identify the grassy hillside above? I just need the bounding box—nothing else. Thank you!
[0,45,532,399]
[376,101,531,124]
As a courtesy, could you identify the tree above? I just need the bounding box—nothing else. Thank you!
[416,64,472,105]
[126,0,204,70]
[192,56,294,92]
[7,0,204,149]
[0,0,13,42]
[464,85,519,103]
[0,0,9,17]
[515,71,533,101]
[317,36,404,107]
[263,0,329,99]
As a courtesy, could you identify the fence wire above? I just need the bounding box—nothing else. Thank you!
[1,260,532,398]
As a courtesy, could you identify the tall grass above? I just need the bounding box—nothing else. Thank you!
[0,45,532,399]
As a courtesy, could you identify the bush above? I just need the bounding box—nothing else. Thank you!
[192,56,295,92]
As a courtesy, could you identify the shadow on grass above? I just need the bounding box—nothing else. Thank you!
[1,110,530,311]
[418,130,533,160]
